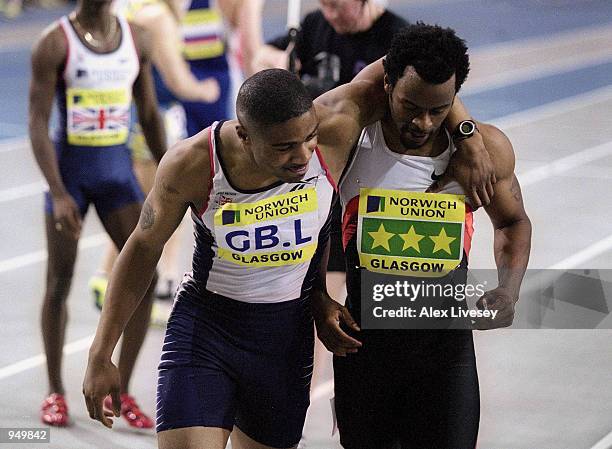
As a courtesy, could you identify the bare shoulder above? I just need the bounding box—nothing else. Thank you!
[478,122,515,181]
[127,20,152,61]
[156,129,212,204]
[32,21,67,68]
[131,1,167,23]
[315,78,383,124]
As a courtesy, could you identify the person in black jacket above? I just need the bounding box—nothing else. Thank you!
[256,0,408,97]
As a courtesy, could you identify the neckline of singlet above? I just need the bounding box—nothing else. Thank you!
[213,121,286,195]
[373,121,453,163]
[65,15,125,56]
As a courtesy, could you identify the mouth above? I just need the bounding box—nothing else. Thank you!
[406,129,428,140]
[286,164,309,176]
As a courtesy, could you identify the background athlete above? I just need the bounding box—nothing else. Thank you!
[90,0,223,310]
[29,0,166,428]
[82,61,495,448]
[313,24,532,449]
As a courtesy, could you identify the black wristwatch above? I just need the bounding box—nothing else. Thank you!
[452,120,478,141]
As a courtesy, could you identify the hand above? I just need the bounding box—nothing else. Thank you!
[473,286,517,330]
[312,292,362,356]
[83,356,122,428]
[197,77,221,103]
[51,192,82,239]
[427,132,496,208]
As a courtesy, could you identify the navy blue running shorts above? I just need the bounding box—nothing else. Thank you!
[156,289,314,448]
[44,143,143,219]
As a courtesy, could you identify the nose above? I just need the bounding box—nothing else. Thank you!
[412,112,433,132]
[292,142,315,165]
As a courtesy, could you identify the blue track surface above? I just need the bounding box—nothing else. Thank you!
[1,0,611,139]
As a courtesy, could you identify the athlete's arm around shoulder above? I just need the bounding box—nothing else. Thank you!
[313,65,387,181]
[476,123,532,329]
[129,22,167,163]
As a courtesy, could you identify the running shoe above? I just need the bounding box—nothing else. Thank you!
[154,278,177,301]
[89,274,108,311]
[149,300,173,328]
[41,393,69,427]
[104,394,154,429]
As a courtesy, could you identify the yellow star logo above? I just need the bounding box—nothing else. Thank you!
[368,223,394,251]
[429,227,456,255]
[399,225,424,253]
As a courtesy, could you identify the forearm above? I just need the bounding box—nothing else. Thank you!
[89,236,162,360]
[139,110,167,163]
[445,97,473,130]
[160,64,207,102]
[151,18,210,102]
[493,218,532,296]
[29,122,67,197]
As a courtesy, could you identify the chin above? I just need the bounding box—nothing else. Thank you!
[400,138,425,150]
[282,173,306,183]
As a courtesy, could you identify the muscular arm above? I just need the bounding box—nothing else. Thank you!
[313,78,386,182]
[316,57,496,206]
[84,135,210,426]
[130,24,167,163]
[28,25,67,199]
[88,136,209,361]
[481,124,532,296]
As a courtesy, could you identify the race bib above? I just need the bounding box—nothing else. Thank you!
[357,188,465,278]
[214,189,319,267]
[66,88,131,146]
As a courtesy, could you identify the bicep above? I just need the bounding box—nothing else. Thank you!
[484,174,528,228]
[133,138,211,246]
[133,169,191,248]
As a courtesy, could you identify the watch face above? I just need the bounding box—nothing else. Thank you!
[460,121,475,135]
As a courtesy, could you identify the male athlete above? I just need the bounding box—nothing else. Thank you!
[314,24,532,449]
[82,60,496,448]
[29,0,165,427]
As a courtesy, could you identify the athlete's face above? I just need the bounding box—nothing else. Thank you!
[385,66,456,150]
[249,108,319,183]
[319,0,364,34]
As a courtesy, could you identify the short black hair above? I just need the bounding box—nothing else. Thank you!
[236,69,313,128]
[383,23,470,93]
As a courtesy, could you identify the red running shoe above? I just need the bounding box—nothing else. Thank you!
[41,393,69,427]
[104,394,154,429]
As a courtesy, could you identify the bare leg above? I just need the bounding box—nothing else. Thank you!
[158,426,230,449]
[231,426,297,449]
[98,202,156,393]
[41,214,79,395]
[99,241,118,278]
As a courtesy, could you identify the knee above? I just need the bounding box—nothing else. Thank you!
[44,275,73,304]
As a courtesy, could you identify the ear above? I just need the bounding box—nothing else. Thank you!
[383,73,392,95]
[235,124,250,144]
